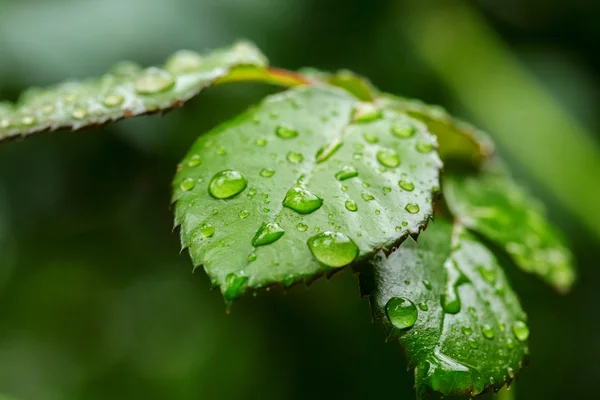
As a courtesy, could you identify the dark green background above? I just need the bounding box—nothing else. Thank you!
[0,0,598,399]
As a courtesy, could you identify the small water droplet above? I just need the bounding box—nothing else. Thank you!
[382,187,392,194]
[423,280,432,290]
[255,137,267,147]
[363,133,379,144]
[341,185,348,192]
[468,338,480,349]
[490,377,496,385]
[395,226,402,232]
[211,209,218,216]
[352,102,382,123]
[0,119,12,129]
[482,324,495,339]
[361,193,375,202]
[283,186,323,214]
[512,321,529,342]
[263,208,270,213]
[296,223,308,232]
[345,199,358,212]
[21,115,36,126]
[200,223,215,238]
[238,210,250,219]
[391,124,416,138]
[478,266,498,284]
[247,253,257,262]
[102,93,124,107]
[275,124,299,139]
[247,188,257,199]
[416,142,435,153]
[506,338,515,349]
[187,155,201,167]
[224,273,248,301]
[208,170,247,199]
[42,104,56,115]
[307,231,359,267]
[260,169,275,178]
[405,203,420,214]
[335,166,359,181]
[375,209,381,215]
[180,178,196,191]
[165,49,203,73]
[376,149,401,168]
[287,151,304,163]
[134,67,176,94]
[402,221,408,227]
[418,302,429,311]
[216,146,227,156]
[398,179,415,192]
[385,297,418,329]
[507,367,515,379]
[252,222,285,247]
[353,152,363,160]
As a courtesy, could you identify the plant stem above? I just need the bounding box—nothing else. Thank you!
[497,384,515,400]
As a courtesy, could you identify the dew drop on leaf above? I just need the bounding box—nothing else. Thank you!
[335,166,359,181]
[512,321,530,342]
[275,124,299,139]
[468,338,480,349]
[134,67,176,95]
[238,210,250,219]
[385,297,418,329]
[352,102,383,123]
[391,124,416,138]
[252,222,285,247]
[296,223,308,232]
[102,93,125,107]
[405,203,420,214]
[307,231,359,267]
[287,151,304,163]
[418,302,429,312]
[482,324,495,340]
[361,193,375,202]
[399,179,415,192]
[180,178,196,192]
[71,107,88,120]
[200,223,215,238]
[208,170,247,199]
[282,186,323,214]
[165,50,204,73]
[260,169,275,178]
[187,155,201,167]
[462,326,473,335]
[376,149,401,168]
[345,199,358,212]
[247,253,257,262]
[416,142,435,154]
[363,133,379,144]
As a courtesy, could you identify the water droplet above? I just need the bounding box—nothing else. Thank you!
[506,338,515,349]
[382,186,392,194]
[208,170,247,199]
[402,221,408,227]
[478,266,497,284]
[287,152,304,163]
[490,377,496,385]
[352,102,382,123]
[391,124,416,138]
[363,133,379,144]
[260,169,275,178]
[275,124,299,139]
[345,199,358,212]
[187,155,201,167]
[252,222,285,247]
[507,367,515,379]
[307,231,359,267]
[134,67,176,95]
[200,223,215,238]
[283,186,323,214]
[296,223,308,232]
[375,209,381,215]
[418,303,429,311]
[398,179,415,192]
[341,185,348,192]
[361,193,375,202]
[0,119,12,129]
[395,226,402,232]
[180,178,196,191]
[468,338,480,349]
[247,253,257,262]
[416,142,435,153]
[385,297,418,329]
[405,203,420,214]
[247,188,257,199]
[335,166,359,181]
[462,326,473,335]
[102,93,124,107]
[512,321,529,342]
[42,104,56,115]
[224,273,248,301]
[376,149,401,168]
[482,324,495,339]
[216,146,227,156]
[211,209,218,216]
[255,137,267,147]
[423,280,432,290]
[165,49,203,73]
[238,210,250,219]
[21,115,36,126]
[316,141,343,163]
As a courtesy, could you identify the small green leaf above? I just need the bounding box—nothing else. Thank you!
[444,161,575,292]
[0,41,268,142]
[362,219,528,397]
[173,85,442,303]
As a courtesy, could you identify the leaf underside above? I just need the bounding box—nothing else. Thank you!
[362,219,529,398]
[0,41,268,142]
[173,85,442,303]
[444,161,575,292]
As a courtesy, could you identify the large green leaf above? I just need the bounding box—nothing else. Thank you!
[444,161,575,292]
[362,219,529,397]
[0,41,272,142]
[172,85,442,303]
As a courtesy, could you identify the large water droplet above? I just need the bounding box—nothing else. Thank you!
[180,178,196,191]
[307,231,359,267]
[512,321,529,342]
[385,297,418,329]
[482,324,495,339]
[275,124,299,139]
[134,67,176,95]
[352,102,382,123]
[398,179,415,192]
[405,203,420,214]
[252,222,285,247]
[376,149,401,168]
[287,151,304,163]
[335,166,359,181]
[282,186,323,214]
[165,50,204,73]
[391,124,416,138]
[208,170,247,199]
[200,223,215,238]
[345,199,358,212]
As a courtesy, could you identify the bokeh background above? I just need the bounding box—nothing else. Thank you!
[1,0,599,399]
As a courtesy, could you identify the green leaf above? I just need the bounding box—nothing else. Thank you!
[300,68,378,102]
[444,161,575,292]
[362,219,529,398]
[378,94,494,168]
[0,41,270,142]
[173,85,442,303]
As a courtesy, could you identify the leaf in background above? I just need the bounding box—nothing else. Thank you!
[444,161,575,292]
[0,41,269,142]
[172,85,442,303]
[362,219,529,397]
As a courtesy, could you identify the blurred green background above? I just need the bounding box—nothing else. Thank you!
[1,0,599,399]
